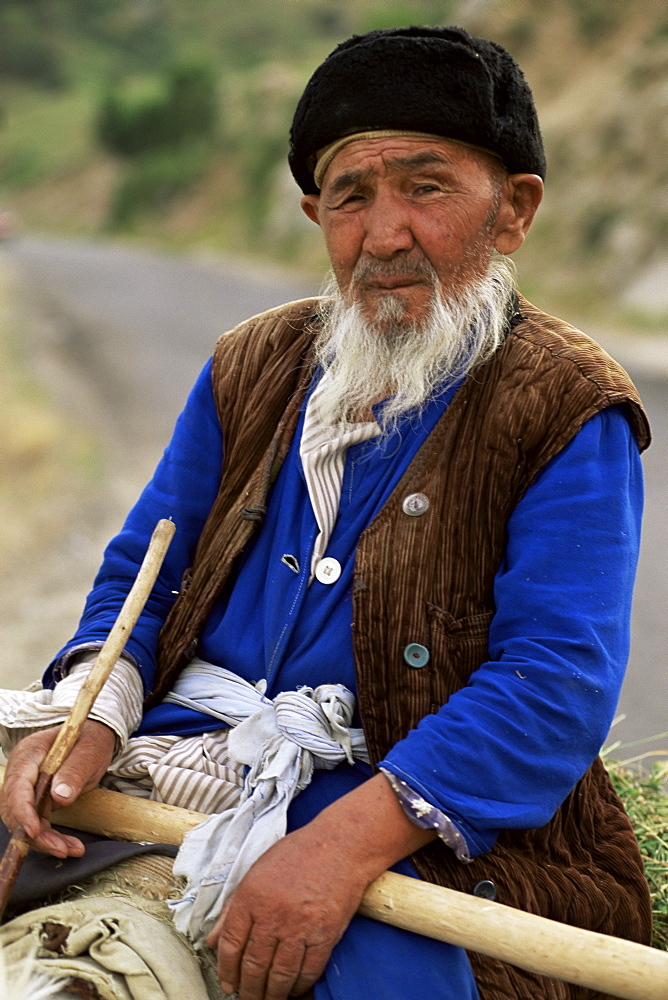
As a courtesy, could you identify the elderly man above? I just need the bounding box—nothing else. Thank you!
[0,25,652,1000]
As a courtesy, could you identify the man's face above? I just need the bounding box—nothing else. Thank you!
[301,136,530,325]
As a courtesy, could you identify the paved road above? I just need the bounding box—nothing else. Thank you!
[6,234,317,449]
[4,234,667,752]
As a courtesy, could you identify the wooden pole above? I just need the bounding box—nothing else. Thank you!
[360,875,668,1000]
[50,779,207,844]
[2,776,666,1000]
[0,518,176,919]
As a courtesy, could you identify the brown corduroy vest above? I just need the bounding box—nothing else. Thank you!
[153,296,652,1000]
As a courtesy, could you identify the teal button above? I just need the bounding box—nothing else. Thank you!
[403,643,430,668]
[472,880,497,901]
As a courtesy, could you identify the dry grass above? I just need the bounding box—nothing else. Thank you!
[606,753,668,950]
[0,266,99,570]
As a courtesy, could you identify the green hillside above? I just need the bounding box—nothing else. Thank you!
[1,0,666,326]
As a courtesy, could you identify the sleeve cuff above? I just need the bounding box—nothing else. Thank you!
[50,642,138,683]
[0,655,143,756]
[61,655,144,748]
[380,767,471,863]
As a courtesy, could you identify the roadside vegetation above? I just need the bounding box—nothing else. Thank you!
[0,264,101,573]
[604,740,668,951]
[0,0,667,327]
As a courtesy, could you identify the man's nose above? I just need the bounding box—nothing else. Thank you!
[361,192,414,258]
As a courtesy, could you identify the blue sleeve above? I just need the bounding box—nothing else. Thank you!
[44,358,223,694]
[380,405,644,856]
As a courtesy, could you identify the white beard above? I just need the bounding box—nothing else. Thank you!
[313,253,517,432]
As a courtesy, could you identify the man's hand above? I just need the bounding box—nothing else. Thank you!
[206,823,367,1000]
[0,720,116,857]
[206,772,438,1000]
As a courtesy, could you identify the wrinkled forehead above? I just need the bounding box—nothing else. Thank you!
[315,130,503,189]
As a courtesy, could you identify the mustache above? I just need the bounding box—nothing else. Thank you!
[351,255,438,286]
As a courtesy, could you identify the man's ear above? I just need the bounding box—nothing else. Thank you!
[300,194,321,226]
[494,174,544,255]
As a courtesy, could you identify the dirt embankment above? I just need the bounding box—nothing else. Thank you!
[0,260,134,690]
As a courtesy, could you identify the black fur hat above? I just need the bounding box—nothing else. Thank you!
[289,25,546,193]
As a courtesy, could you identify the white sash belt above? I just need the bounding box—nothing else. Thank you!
[166,659,369,943]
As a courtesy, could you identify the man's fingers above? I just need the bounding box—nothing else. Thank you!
[232,936,328,1000]
[4,795,85,859]
[50,721,117,807]
[263,939,309,1000]
[236,933,279,1000]
[290,942,332,998]
[1,773,39,837]
[0,721,115,858]
[0,728,56,837]
[212,903,253,996]
[49,765,87,808]
[214,922,330,1000]
[31,823,86,859]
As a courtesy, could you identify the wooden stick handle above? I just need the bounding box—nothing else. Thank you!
[50,779,207,843]
[0,518,176,918]
[41,518,176,776]
[2,774,666,1000]
[360,874,668,1000]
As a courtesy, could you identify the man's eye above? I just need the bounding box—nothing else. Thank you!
[414,184,440,195]
[333,192,365,209]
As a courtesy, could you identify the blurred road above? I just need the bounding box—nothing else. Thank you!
[6,234,317,450]
[3,233,667,751]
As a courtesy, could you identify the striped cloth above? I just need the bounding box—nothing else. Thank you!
[104,728,246,816]
[300,371,379,580]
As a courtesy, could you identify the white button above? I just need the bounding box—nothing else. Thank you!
[315,557,342,584]
[402,492,430,516]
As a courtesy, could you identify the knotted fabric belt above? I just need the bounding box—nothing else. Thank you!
[165,658,369,943]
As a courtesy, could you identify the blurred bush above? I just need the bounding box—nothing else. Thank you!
[0,7,66,90]
[568,0,625,42]
[109,145,211,227]
[97,62,219,227]
[98,63,218,156]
